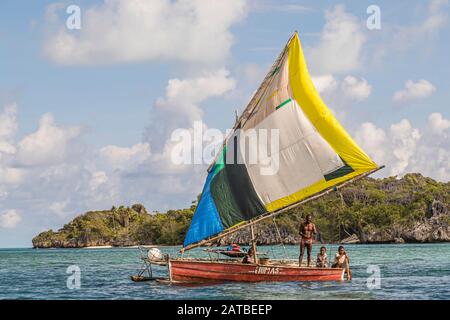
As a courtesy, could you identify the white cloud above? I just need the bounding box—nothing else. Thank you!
[16,113,81,166]
[308,74,372,124]
[49,201,69,217]
[307,5,365,74]
[0,209,21,229]
[390,119,421,175]
[0,104,18,156]
[309,74,371,123]
[137,70,236,199]
[355,122,386,164]
[428,112,450,134]
[311,74,372,101]
[250,1,311,13]
[370,0,449,65]
[0,167,24,185]
[340,76,372,101]
[311,74,338,93]
[0,142,16,156]
[89,171,108,191]
[146,69,235,150]
[0,104,17,140]
[393,80,436,103]
[44,0,247,65]
[355,113,449,181]
[392,0,449,51]
[0,105,23,187]
[100,143,151,170]
[410,112,449,181]
[118,70,238,205]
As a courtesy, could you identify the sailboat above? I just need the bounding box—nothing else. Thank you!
[144,32,383,284]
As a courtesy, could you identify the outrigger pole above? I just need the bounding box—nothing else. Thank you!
[180,165,385,253]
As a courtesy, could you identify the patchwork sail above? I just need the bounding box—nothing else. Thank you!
[183,32,378,249]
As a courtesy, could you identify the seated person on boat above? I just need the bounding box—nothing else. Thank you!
[332,245,352,280]
[242,246,256,264]
[316,246,328,268]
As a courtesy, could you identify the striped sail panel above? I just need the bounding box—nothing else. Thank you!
[242,52,291,130]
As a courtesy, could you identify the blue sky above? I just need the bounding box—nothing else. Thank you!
[0,0,449,247]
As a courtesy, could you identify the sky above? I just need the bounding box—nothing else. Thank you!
[0,0,449,247]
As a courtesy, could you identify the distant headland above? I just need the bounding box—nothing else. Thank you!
[32,173,449,248]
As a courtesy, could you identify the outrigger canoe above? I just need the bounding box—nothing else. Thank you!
[132,31,383,285]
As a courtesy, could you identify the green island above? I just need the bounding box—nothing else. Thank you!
[32,173,450,248]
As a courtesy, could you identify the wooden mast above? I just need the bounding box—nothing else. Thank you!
[250,224,258,264]
[181,165,385,253]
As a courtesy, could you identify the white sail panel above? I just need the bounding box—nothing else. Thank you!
[243,99,344,205]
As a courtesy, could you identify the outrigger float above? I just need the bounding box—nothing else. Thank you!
[132,32,383,284]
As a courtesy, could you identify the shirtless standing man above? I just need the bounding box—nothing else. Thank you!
[299,214,317,267]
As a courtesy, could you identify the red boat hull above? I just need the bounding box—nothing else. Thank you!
[169,259,345,283]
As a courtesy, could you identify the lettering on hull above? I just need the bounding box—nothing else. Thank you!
[254,266,280,275]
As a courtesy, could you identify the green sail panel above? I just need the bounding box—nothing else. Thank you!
[211,162,267,229]
[210,169,243,228]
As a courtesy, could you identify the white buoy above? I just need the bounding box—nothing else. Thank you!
[147,247,163,261]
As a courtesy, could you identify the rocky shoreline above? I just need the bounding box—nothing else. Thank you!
[32,174,449,248]
[33,200,450,248]
[218,200,450,246]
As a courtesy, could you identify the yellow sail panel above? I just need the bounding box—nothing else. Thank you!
[287,33,377,171]
[265,171,361,212]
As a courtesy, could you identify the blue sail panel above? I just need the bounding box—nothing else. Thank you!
[183,168,224,247]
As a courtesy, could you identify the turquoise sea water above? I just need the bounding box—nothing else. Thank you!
[0,244,449,300]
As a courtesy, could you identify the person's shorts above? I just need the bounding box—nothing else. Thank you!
[300,238,313,246]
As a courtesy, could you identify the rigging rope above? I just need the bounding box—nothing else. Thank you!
[272,217,289,261]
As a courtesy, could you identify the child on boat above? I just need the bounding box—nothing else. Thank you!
[332,245,352,280]
[316,246,328,267]
[242,246,256,264]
